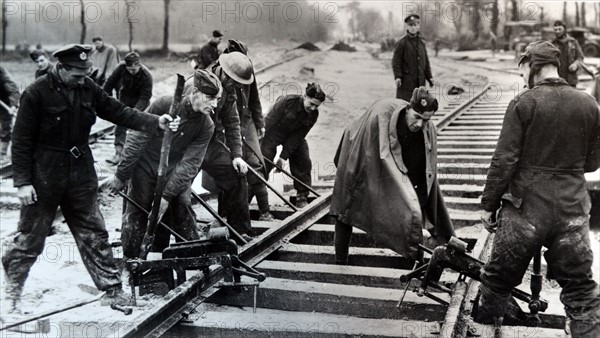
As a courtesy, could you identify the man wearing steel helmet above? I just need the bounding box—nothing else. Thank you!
[103,52,154,165]
[261,83,326,208]
[197,51,253,239]
[331,87,454,265]
[108,69,219,259]
[1,44,180,320]
[221,39,273,221]
[477,41,600,336]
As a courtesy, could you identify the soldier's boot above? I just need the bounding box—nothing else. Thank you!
[259,211,275,221]
[1,278,25,324]
[296,195,308,208]
[100,284,133,307]
[567,304,600,338]
[474,284,510,338]
[0,141,10,163]
[106,145,123,165]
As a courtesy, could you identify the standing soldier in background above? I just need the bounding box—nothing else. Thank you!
[392,14,434,101]
[1,44,180,320]
[194,30,224,70]
[477,41,600,336]
[552,20,584,88]
[90,36,119,86]
[261,83,325,208]
[221,39,273,221]
[0,66,20,162]
[103,52,153,165]
[29,50,53,79]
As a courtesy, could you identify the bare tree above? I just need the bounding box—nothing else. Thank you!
[161,0,170,52]
[581,2,586,27]
[575,1,580,26]
[356,8,384,42]
[125,0,134,52]
[491,0,500,35]
[346,1,361,40]
[2,0,9,53]
[79,0,86,43]
[470,2,482,40]
[563,2,568,25]
[510,0,519,21]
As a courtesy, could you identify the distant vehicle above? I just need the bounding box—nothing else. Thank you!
[503,21,545,53]
[570,27,600,57]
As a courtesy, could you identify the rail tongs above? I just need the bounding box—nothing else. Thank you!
[397,237,548,325]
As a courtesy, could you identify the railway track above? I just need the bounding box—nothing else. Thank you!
[83,84,565,338]
[1,51,571,337]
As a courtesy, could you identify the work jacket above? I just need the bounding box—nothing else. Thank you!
[103,62,153,110]
[330,98,454,260]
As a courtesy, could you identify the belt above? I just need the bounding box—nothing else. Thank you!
[519,165,584,175]
[38,143,89,159]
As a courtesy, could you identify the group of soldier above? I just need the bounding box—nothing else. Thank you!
[1,12,599,337]
[0,30,325,324]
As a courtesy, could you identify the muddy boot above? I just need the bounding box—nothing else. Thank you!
[474,284,510,338]
[100,284,132,306]
[567,304,600,338]
[296,196,308,208]
[1,278,24,326]
[259,211,275,221]
[106,145,123,165]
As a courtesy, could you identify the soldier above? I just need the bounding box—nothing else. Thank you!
[103,52,153,165]
[194,30,224,70]
[108,69,219,259]
[260,83,325,208]
[29,50,53,79]
[221,39,273,221]
[552,20,584,88]
[1,44,179,320]
[201,51,253,238]
[331,87,454,264]
[0,66,20,161]
[392,14,434,101]
[477,41,600,336]
[90,36,119,86]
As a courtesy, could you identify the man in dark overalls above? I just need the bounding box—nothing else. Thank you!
[478,41,600,337]
[1,44,179,321]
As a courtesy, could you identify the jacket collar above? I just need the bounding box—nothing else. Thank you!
[49,66,91,90]
[536,77,569,86]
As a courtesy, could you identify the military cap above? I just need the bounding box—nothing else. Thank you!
[124,52,140,66]
[553,20,566,28]
[212,30,224,38]
[518,41,560,67]
[410,86,438,113]
[30,49,48,61]
[193,69,222,96]
[404,14,420,24]
[92,36,103,42]
[52,44,93,69]
[306,83,326,102]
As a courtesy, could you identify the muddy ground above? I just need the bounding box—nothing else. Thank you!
[1,43,599,336]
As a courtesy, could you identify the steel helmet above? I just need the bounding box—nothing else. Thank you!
[224,39,249,55]
[218,52,254,85]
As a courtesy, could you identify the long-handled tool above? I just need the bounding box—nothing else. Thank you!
[241,139,320,197]
[118,191,187,242]
[216,140,298,212]
[0,292,105,332]
[190,190,248,244]
[139,74,186,260]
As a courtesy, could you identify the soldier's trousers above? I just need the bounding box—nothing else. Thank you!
[121,168,199,258]
[2,167,121,291]
[202,140,251,234]
[261,137,312,197]
[0,106,12,142]
[480,201,600,337]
